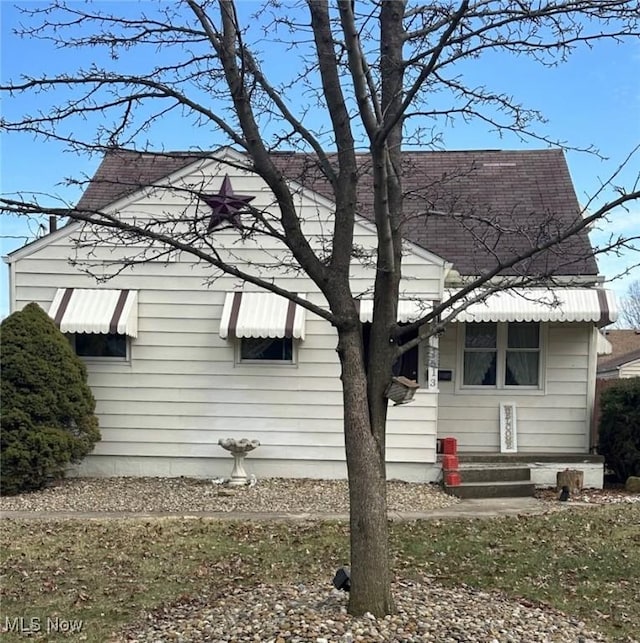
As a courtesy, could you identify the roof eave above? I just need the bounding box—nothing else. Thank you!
[4,220,83,264]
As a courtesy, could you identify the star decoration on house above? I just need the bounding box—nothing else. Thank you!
[202,175,255,232]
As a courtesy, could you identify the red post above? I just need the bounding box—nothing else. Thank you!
[442,454,459,471]
[444,471,461,486]
[442,437,458,455]
[441,438,461,488]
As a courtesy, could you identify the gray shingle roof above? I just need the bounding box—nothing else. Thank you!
[75,148,598,277]
[598,329,640,372]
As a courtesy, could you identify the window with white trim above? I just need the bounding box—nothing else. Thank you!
[68,333,128,359]
[239,337,294,363]
[463,322,540,387]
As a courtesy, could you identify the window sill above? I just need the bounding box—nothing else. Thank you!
[456,385,545,396]
[235,360,298,367]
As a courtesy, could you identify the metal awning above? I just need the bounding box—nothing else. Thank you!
[48,288,138,337]
[356,299,433,323]
[447,288,617,326]
[219,292,306,339]
[596,330,613,356]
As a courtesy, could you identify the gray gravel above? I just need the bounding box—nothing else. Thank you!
[118,577,608,643]
[0,477,458,514]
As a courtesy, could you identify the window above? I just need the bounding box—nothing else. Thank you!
[362,323,420,382]
[393,327,419,381]
[463,322,497,385]
[239,337,293,362]
[463,322,540,387]
[505,323,539,386]
[69,333,128,359]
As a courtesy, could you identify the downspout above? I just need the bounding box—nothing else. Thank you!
[586,325,598,453]
[2,254,16,315]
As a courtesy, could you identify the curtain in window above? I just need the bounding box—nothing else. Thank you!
[464,352,496,385]
[506,352,539,385]
[506,323,539,385]
[464,323,497,385]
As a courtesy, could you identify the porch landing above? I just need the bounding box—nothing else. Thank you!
[441,453,604,496]
[454,453,604,465]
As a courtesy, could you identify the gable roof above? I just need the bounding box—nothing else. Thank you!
[597,329,640,373]
[74,148,597,277]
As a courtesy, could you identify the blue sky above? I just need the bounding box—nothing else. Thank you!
[1,1,639,318]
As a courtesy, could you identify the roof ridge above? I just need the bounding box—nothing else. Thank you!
[111,147,556,156]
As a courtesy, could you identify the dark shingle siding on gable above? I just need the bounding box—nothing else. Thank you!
[74,148,598,277]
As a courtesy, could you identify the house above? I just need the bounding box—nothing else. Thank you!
[592,329,639,449]
[597,329,640,379]
[4,148,616,488]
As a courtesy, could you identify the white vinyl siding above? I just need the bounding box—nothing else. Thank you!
[437,322,593,453]
[8,162,441,480]
[620,359,640,379]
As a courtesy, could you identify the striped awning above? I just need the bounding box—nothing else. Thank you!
[356,299,433,324]
[219,292,306,340]
[48,288,138,337]
[447,288,617,326]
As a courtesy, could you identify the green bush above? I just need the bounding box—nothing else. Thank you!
[0,410,73,495]
[0,303,100,495]
[598,377,640,482]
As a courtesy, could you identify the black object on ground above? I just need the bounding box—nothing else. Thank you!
[333,566,351,592]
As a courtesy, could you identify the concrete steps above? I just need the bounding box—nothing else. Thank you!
[461,466,531,483]
[444,464,536,499]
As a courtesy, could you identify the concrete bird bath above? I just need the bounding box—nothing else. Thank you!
[218,438,260,486]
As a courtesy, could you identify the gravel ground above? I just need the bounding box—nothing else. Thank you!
[0,477,458,514]
[2,476,637,515]
[117,578,608,643]
[2,477,637,515]
[535,486,640,505]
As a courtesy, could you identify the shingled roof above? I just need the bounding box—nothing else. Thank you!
[75,148,598,277]
[598,329,640,373]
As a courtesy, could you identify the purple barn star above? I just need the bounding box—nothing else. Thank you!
[202,175,255,232]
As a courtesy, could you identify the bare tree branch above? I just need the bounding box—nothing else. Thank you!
[2,0,639,617]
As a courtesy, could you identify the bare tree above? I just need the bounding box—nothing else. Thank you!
[2,0,640,616]
[620,280,640,328]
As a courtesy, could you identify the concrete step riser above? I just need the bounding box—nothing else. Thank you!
[459,467,531,483]
[445,482,536,500]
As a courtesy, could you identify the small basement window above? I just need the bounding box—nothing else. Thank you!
[69,333,128,359]
[239,337,294,363]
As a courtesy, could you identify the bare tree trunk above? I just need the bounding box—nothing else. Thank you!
[337,325,395,616]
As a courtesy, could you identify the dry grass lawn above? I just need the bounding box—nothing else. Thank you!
[0,504,638,641]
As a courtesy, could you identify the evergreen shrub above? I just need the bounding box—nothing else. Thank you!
[0,303,100,495]
[598,377,640,482]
